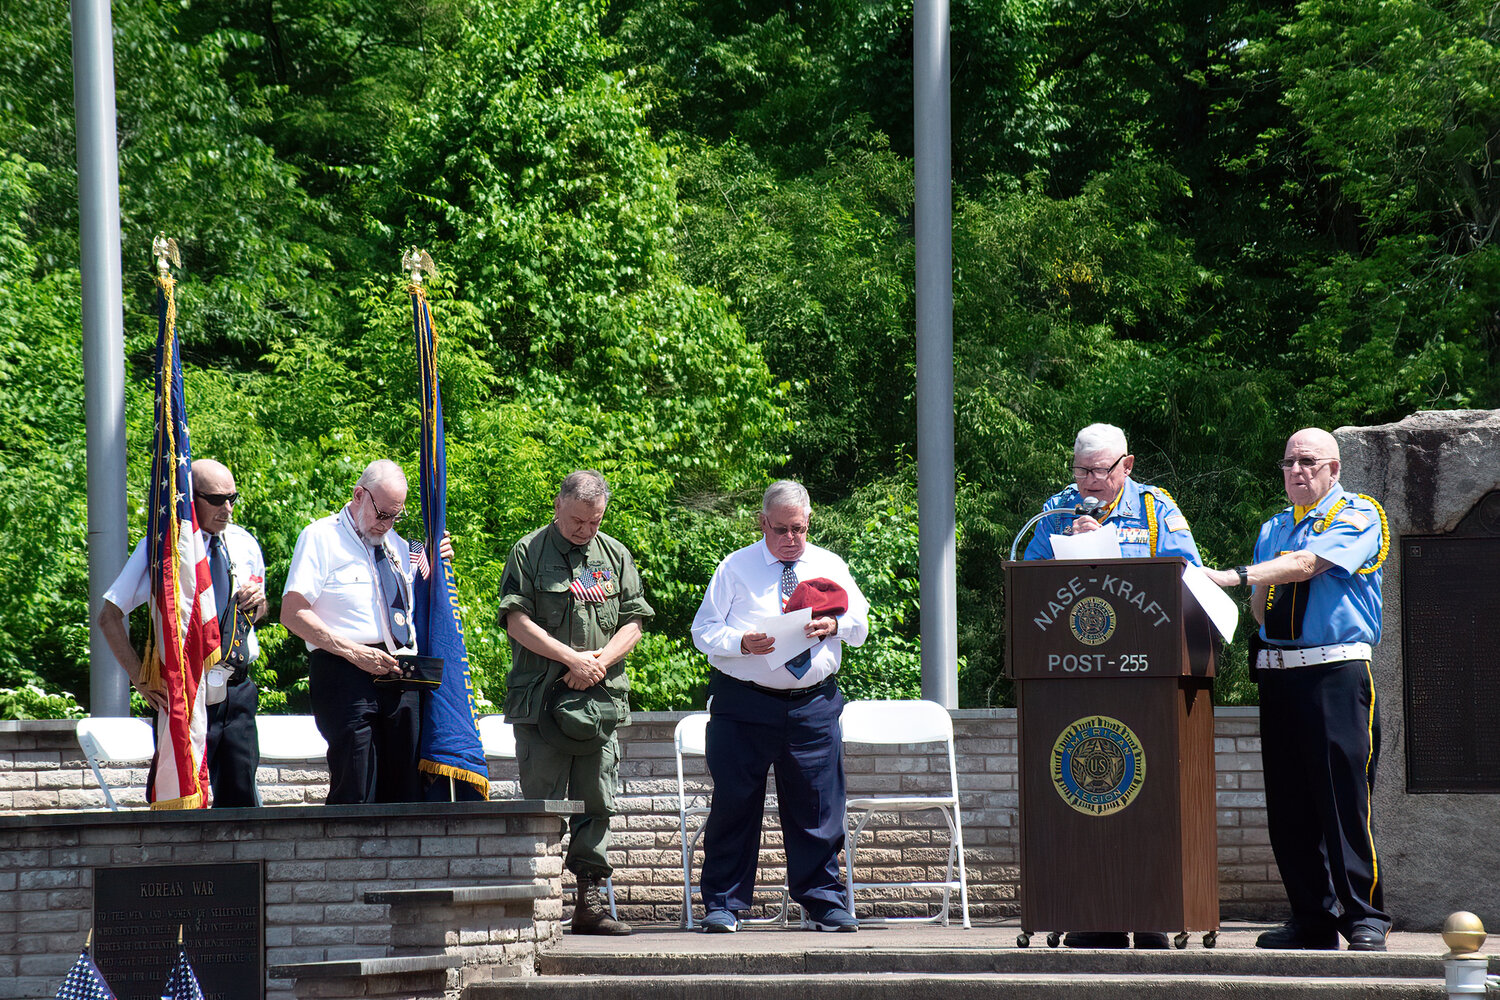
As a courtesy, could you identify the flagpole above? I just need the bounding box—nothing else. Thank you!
[72,0,130,716]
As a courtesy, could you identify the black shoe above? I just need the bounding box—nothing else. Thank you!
[1064,931,1130,948]
[1133,932,1171,949]
[1256,922,1338,950]
[1347,928,1388,952]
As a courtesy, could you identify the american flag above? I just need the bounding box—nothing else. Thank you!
[409,540,431,579]
[569,568,610,603]
[160,947,205,1000]
[140,273,218,809]
[54,948,115,1000]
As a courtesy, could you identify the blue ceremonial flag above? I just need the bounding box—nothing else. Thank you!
[410,274,489,800]
[54,947,116,1000]
[160,947,204,1000]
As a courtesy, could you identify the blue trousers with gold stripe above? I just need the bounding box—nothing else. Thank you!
[1258,658,1391,936]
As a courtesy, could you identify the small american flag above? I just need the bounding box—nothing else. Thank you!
[160,947,204,1000]
[569,569,609,603]
[54,949,115,1000]
[409,540,431,579]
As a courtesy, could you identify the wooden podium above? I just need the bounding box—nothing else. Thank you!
[1003,557,1220,948]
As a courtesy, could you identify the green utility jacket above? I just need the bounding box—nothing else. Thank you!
[497,522,653,726]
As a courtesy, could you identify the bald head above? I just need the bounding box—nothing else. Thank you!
[192,459,237,535]
[1281,427,1341,506]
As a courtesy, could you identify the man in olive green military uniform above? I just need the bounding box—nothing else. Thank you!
[499,470,653,935]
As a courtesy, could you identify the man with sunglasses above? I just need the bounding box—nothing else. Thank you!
[98,458,266,807]
[1022,423,1203,566]
[282,459,452,804]
[1021,424,1201,949]
[689,480,870,934]
[1201,428,1390,952]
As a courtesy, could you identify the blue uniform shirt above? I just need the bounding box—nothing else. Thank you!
[1253,485,1384,647]
[1022,477,1203,565]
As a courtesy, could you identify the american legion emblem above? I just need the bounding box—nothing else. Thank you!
[1068,595,1117,646]
[1050,715,1147,816]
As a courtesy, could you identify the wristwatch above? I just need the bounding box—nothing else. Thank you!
[1235,565,1250,587]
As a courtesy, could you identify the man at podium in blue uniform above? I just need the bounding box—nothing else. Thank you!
[1202,427,1390,952]
[1023,422,1203,949]
[1023,423,1203,565]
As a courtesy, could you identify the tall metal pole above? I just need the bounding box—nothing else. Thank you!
[914,0,957,708]
[72,0,130,716]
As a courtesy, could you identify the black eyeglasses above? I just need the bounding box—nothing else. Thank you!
[361,488,405,524]
[199,492,239,507]
[1277,457,1335,471]
[1072,455,1126,481]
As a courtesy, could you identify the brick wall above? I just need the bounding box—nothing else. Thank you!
[0,707,1282,929]
[0,802,569,1000]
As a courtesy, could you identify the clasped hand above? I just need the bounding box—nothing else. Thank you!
[564,650,607,689]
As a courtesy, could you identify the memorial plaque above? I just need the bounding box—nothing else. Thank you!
[1402,533,1500,792]
[93,861,264,1000]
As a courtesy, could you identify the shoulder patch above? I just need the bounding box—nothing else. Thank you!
[1165,514,1189,533]
[1338,510,1371,531]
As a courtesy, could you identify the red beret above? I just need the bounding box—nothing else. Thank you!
[785,578,848,618]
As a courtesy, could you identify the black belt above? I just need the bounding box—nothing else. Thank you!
[719,672,836,700]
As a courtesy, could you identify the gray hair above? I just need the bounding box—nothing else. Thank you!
[557,470,611,504]
[357,459,406,491]
[761,480,811,517]
[1073,423,1128,458]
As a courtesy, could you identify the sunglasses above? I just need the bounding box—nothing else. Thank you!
[198,492,240,506]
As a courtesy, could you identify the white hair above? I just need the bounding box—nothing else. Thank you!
[1073,423,1128,457]
[762,480,811,517]
[357,459,406,491]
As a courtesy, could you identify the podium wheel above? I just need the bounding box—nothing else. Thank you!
[1203,931,1218,949]
[1016,932,1030,948]
[1172,932,1189,949]
[1046,931,1062,948]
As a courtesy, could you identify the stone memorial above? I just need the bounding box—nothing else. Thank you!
[1338,409,1500,929]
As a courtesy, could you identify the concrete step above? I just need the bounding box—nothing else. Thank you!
[470,971,1444,999]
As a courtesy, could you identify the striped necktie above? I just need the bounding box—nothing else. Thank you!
[780,560,812,679]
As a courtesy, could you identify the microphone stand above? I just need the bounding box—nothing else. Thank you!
[1009,509,1078,561]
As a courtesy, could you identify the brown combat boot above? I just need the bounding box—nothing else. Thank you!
[570,874,631,935]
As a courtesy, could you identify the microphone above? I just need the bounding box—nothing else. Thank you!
[1073,496,1104,519]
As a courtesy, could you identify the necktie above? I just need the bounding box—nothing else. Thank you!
[373,545,412,648]
[207,534,230,623]
[780,560,812,680]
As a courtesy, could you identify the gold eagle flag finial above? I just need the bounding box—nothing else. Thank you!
[402,247,436,286]
[152,234,181,279]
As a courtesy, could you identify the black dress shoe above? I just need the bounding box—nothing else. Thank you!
[1256,922,1339,950]
[1064,931,1130,948]
[1133,932,1171,949]
[1347,928,1388,952]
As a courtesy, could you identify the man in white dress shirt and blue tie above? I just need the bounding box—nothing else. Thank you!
[690,480,870,933]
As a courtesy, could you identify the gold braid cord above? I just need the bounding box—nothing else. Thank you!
[1267,494,1390,610]
[1143,491,1159,557]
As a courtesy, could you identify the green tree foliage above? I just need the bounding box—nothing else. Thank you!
[3,0,1496,718]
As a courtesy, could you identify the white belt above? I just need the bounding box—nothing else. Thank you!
[1257,642,1372,670]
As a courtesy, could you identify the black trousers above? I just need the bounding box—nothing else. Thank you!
[1259,658,1391,936]
[206,677,260,807]
[700,672,847,914]
[309,648,422,804]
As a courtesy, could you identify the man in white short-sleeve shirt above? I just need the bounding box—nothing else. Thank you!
[98,458,266,807]
[281,458,451,804]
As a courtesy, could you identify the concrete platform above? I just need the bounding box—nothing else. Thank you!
[465,921,1488,1000]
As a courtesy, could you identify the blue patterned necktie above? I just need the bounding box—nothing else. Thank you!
[373,545,412,648]
[780,560,812,679]
[207,534,230,622]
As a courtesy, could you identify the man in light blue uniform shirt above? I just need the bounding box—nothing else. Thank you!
[1203,427,1390,952]
[1021,424,1202,950]
[1024,423,1202,564]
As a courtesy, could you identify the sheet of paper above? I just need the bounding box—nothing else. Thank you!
[1049,522,1122,561]
[1182,563,1240,642]
[746,606,817,673]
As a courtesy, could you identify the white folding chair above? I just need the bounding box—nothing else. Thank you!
[840,699,971,928]
[254,714,328,761]
[478,715,615,921]
[76,717,155,811]
[674,712,790,928]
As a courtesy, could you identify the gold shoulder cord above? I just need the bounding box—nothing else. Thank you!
[1144,491,1159,557]
[1264,495,1388,612]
